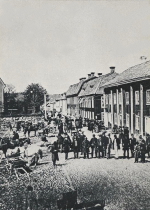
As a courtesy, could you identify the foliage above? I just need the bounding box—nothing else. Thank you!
[24,83,47,113]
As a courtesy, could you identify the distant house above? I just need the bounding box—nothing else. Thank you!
[48,94,61,113]
[104,60,150,136]
[66,73,97,117]
[0,78,5,115]
[78,69,118,120]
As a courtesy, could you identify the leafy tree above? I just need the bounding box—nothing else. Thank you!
[24,83,47,113]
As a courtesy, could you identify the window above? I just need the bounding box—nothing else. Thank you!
[119,92,122,104]
[105,95,109,105]
[126,113,129,127]
[101,96,105,108]
[135,91,139,105]
[109,94,111,104]
[113,93,116,104]
[125,92,129,105]
[135,115,140,130]
[146,89,150,105]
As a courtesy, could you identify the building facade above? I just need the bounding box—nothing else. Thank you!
[104,61,150,136]
[79,69,118,120]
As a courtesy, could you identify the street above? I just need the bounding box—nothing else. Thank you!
[1,127,150,210]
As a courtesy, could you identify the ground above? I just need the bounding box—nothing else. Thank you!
[1,128,150,210]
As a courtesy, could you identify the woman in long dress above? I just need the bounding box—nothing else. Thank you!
[113,135,120,159]
[51,141,59,167]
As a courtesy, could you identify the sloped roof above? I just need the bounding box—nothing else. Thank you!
[49,94,61,103]
[66,80,84,97]
[79,72,118,97]
[104,60,150,88]
[66,77,97,97]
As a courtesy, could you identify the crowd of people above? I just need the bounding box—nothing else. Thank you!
[1,114,150,168]
[49,114,150,167]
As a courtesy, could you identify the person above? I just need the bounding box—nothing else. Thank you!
[97,135,103,158]
[82,137,90,159]
[113,135,120,159]
[72,133,79,159]
[107,133,112,159]
[63,135,70,160]
[129,134,136,158]
[90,134,97,158]
[140,138,146,163]
[12,131,19,146]
[41,134,48,143]
[51,141,59,167]
[1,138,8,158]
[57,133,64,152]
[122,135,130,159]
[146,134,150,158]
[102,132,109,157]
[134,142,140,163]
[58,121,63,135]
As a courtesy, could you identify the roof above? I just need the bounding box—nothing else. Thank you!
[66,77,97,97]
[79,72,118,97]
[48,94,61,103]
[66,80,84,97]
[104,60,150,88]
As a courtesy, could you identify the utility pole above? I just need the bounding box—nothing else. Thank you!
[44,93,47,119]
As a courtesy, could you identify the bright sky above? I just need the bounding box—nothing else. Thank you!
[0,0,150,94]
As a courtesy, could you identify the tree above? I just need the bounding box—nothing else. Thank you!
[24,83,47,113]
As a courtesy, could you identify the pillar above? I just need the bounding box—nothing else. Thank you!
[116,89,119,127]
[140,84,144,136]
[110,90,114,129]
[130,86,134,134]
[121,88,124,127]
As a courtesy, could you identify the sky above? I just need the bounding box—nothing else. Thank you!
[0,0,150,94]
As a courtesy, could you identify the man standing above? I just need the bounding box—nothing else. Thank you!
[72,133,79,159]
[102,132,109,157]
[82,137,90,159]
[97,135,103,158]
[122,135,130,159]
[90,134,97,158]
[129,134,136,158]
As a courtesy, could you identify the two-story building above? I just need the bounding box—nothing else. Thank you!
[79,69,118,120]
[103,60,150,136]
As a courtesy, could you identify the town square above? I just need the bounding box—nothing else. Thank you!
[0,0,150,210]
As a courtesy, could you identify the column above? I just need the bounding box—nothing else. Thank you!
[116,89,119,127]
[130,86,134,134]
[121,88,124,127]
[140,84,144,136]
[110,90,114,129]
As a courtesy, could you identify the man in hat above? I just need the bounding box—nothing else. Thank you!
[129,134,136,158]
[82,136,90,159]
[102,131,109,157]
[90,134,97,158]
[97,134,103,158]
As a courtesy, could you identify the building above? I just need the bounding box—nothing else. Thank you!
[78,69,118,120]
[66,74,97,117]
[103,60,150,136]
[60,93,67,116]
[0,78,5,115]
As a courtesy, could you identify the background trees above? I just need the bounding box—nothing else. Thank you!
[4,83,48,115]
[23,83,48,114]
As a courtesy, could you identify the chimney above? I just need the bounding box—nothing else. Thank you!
[98,73,102,77]
[91,72,95,77]
[79,77,86,82]
[88,74,91,79]
[110,66,115,74]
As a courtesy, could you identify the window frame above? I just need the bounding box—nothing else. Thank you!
[146,89,150,105]
[135,91,140,105]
